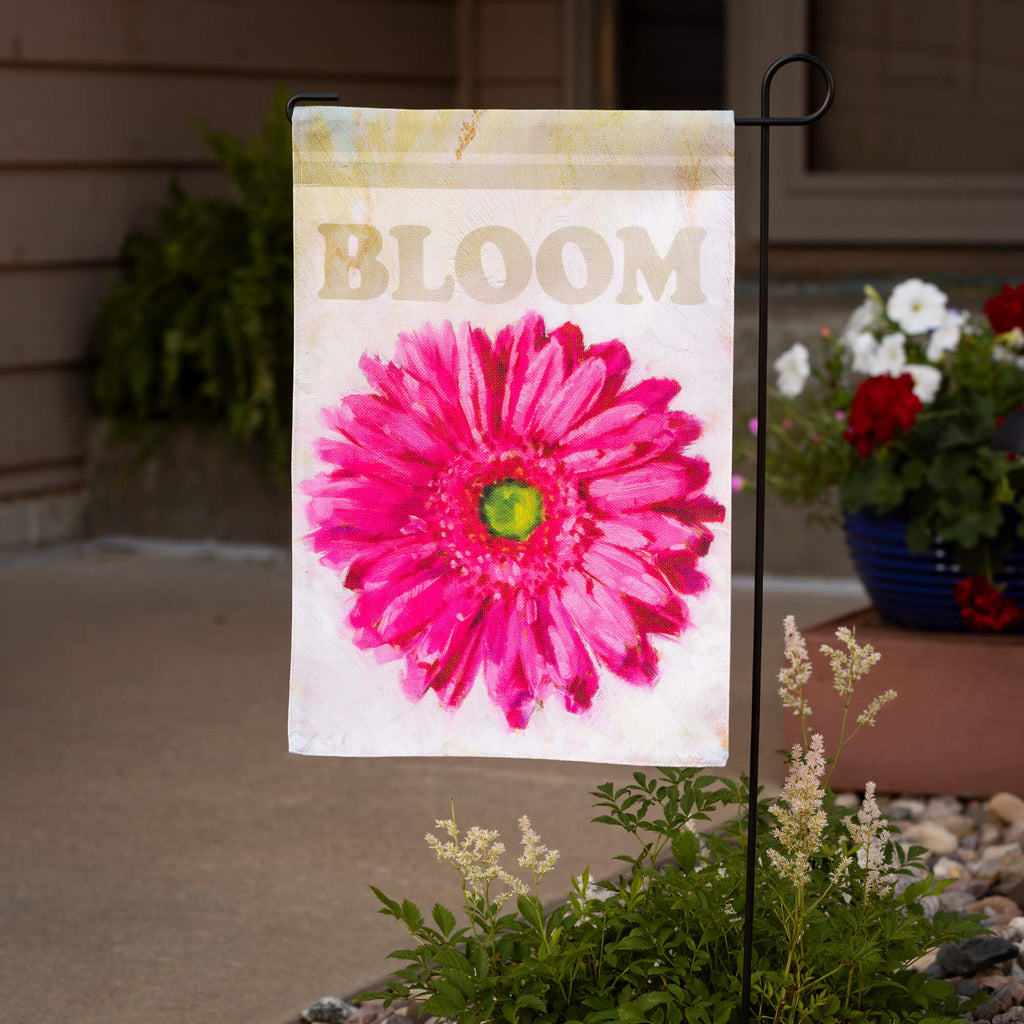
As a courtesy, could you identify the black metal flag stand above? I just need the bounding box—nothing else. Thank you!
[732,53,835,1022]
[288,53,835,1023]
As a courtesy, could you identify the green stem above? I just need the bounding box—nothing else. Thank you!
[460,873,482,944]
[824,690,855,788]
[773,885,805,1024]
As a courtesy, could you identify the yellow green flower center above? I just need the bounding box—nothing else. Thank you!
[479,479,544,541]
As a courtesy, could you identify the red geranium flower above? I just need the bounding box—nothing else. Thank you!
[953,575,1023,632]
[984,284,1024,334]
[843,374,923,457]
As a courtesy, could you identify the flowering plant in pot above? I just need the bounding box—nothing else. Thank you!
[749,279,1024,632]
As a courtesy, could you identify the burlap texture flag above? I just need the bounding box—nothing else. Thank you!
[289,107,734,764]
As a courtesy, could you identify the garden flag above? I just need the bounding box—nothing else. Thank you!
[289,107,734,764]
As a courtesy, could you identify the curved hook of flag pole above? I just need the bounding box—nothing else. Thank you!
[286,93,341,122]
[736,51,835,126]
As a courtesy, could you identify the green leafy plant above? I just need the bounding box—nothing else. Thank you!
[363,621,984,1023]
[90,90,293,484]
[737,279,1024,624]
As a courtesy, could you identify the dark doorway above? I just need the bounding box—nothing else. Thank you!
[616,0,725,111]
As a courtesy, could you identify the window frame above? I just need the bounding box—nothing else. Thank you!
[725,0,1024,246]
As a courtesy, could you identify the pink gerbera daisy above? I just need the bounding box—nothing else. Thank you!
[303,312,724,729]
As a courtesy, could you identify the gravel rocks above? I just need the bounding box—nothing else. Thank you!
[991,794,1024,825]
[974,982,1024,1021]
[301,997,442,1024]
[874,790,1024,1021]
[901,820,961,855]
[302,997,358,1022]
[931,937,1020,979]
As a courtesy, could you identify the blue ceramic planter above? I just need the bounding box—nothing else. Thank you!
[843,510,1024,632]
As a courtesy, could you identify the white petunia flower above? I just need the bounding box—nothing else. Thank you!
[842,297,878,343]
[845,330,879,374]
[905,364,942,404]
[926,309,964,362]
[869,332,907,376]
[1002,326,1024,351]
[886,278,948,334]
[774,342,810,397]
[993,345,1024,370]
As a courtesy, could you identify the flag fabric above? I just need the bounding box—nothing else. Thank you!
[290,107,734,764]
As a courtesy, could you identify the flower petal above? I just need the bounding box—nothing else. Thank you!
[499,312,548,432]
[533,355,608,441]
[658,551,711,597]
[615,377,681,414]
[582,540,672,606]
[560,414,679,476]
[349,563,451,648]
[358,353,474,448]
[559,570,659,686]
[507,338,565,437]
[344,536,439,591]
[396,320,460,395]
[456,321,499,441]
[402,594,488,706]
[588,460,695,512]
[328,394,457,462]
[549,321,585,369]
[586,340,632,408]
[481,600,545,728]
[536,593,599,714]
[312,437,436,487]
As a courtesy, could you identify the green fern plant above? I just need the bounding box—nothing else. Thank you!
[91,90,293,485]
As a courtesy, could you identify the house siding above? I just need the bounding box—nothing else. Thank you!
[0,0,459,540]
[1,0,582,546]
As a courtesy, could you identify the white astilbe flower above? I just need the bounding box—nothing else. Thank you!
[869,332,908,376]
[426,813,528,906]
[829,853,853,888]
[846,781,896,897]
[886,278,948,334]
[820,627,881,698]
[778,615,812,719]
[926,309,964,362]
[905,363,943,404]
[774,342,811,397]
[842,297,879,343]
[845,330,878,374]
[518,815,558,878]
[768,733,828,887]
[856,688,898,727]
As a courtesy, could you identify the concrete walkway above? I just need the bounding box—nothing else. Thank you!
[0,542,866,1024]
